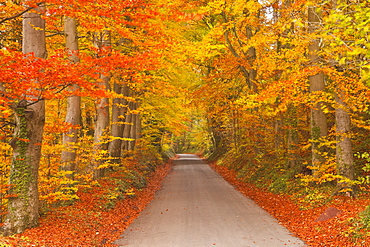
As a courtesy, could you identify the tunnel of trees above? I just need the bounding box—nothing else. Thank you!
[0,0,369,239]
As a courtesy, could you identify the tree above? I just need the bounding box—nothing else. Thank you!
[323,0,370,195]
[108,83,128,163]
[307,2,328,169]
[92,31,111,179]
[335,86,354,194]
[122,99,134,152]
[3,4,46,235]
[60,17,81,178]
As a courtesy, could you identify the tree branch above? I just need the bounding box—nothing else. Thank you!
[0,2,43,25]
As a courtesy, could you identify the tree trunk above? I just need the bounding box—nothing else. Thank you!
[335,92,355,195]
[108,83,128,163]
[133,103,142,149]
[92,31,111,179]
[92,74,110,179]
[308,5,328,167]
[246,27,257,92]
[128,102,138,151]
[61,17,80,176]
[122,100,134,152]
[328,0,355,197]
[3,4,46,236]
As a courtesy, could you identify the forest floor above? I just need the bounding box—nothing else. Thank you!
[0,162,173,246]
[0,156,369,246]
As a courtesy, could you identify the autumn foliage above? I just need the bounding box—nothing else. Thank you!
[0,0,190,238]
[186,0,370,245]
[0,0,370,245]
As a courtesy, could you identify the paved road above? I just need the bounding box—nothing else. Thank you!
[114,154,306,247]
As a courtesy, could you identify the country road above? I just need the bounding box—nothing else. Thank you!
[114,154,306,247]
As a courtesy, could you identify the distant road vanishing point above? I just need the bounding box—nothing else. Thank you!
[114,154,306,247]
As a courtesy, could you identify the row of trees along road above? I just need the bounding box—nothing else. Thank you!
[182,0,370,203]
[0,0,370,237]
[0,0,195,236]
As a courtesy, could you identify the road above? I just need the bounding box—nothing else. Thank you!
[114,154,306,247]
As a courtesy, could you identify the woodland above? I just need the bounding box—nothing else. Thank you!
[0,0,370,246]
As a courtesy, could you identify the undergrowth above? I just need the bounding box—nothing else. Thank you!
[345,205,370,242]
[0,155,172,246]
[99,168,148,210]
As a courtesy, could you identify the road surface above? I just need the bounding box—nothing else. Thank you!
[114,154,306,247]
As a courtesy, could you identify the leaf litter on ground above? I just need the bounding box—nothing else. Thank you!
[0,161,172,246]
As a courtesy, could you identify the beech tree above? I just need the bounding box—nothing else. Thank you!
[122,99,135,151]
[307,3,328,169]
[324,0,365,194]
[335,87,354,194]
[3,4,46,235]
[92,31,111,179]
[108,83,128,163]
[61,17,81,177]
